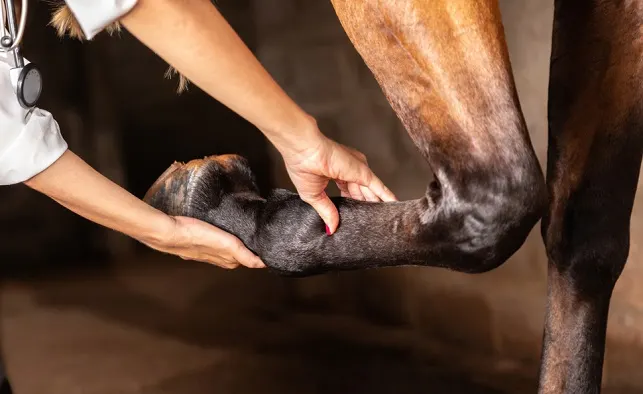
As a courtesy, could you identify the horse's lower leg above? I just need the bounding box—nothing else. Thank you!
[538,2,643,392]
[145,0,546,275]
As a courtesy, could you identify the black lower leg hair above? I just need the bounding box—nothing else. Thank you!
[144,0,547,277]
[538,1,643,393]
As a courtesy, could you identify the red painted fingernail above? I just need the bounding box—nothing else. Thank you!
[325,224,331,235]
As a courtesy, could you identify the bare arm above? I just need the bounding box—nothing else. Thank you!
[24,150,171,245]
[24,150,264,269]
[142,0,546,277]
[118,0,397,232]
[120,0,315,154]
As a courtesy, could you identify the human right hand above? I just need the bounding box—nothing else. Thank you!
[280,127,397,234]
[144,216,265,269]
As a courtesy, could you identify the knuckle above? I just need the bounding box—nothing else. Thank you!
[217,258,238,269]
[306,194,327,206]
[222,237,241,251]
[244,260,261,269]
[363,169,374,182]
[229,238,243,249]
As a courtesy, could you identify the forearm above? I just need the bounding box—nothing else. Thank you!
[23,150,173,246]
[120,0,319,154]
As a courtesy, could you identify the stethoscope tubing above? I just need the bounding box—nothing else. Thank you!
[0,0,28,51]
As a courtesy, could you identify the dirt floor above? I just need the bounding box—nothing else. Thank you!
[0,253,528,394]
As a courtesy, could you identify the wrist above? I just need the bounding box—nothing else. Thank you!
[134,210,178,248]
[261,113,325,156]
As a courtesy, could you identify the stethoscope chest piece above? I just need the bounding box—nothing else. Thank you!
[16,62,42,108]
[1,0,42,108]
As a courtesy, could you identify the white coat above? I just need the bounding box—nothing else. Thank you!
[0,0,137,185]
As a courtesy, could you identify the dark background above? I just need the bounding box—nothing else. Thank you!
[2,0,273,269]
[0,1,642,393]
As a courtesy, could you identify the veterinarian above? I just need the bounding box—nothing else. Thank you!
[1,0,398,266]
[0,0,396,391]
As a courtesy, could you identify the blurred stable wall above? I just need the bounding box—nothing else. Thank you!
[253,0,643,391]
[0,0,274,268]
[1,0,642,391]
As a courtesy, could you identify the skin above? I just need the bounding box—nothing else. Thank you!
[118,0,397,230]
[42,0,643,390]
[144,0,547,276]
[145,0,643,391]
[23,151,263,269]
[23,0,397,269]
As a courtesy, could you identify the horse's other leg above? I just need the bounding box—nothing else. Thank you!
[538,2,643,393]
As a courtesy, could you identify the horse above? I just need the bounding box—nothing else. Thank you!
[51,1,643,392]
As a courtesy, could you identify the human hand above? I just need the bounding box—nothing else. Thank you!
[143,216,266,269]
[280,126,397,234]
[22,150,265,270]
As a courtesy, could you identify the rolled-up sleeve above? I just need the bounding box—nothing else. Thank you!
[0,60,68,186]
[64,0,138,40]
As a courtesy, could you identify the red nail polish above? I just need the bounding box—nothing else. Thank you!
[325,224,331,235]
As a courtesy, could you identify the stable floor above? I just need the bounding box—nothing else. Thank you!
[0,254,511,394]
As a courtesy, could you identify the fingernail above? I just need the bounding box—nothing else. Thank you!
[325,224,331,235]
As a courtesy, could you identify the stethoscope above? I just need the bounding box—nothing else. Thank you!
[0,0,42,108]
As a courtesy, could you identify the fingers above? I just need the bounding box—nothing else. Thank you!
[168,216,265,269]
[202,234,264,269]
[185,249,263,269]
[229,239,266,268]
[205,259,241,269]
[360,185,380,202]
[336,148,398,203]
[178,254,240,269]
[351,164,396,202]
[337,174,390,203]
[301,192,340,234]
[340,167,396,202]
[335,180,351,198]
[336,151,381,202]
[348,181,366,201]
[344,146,368,163]
[364,172,398,202]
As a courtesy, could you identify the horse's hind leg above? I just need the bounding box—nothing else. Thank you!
[538,2,643,393]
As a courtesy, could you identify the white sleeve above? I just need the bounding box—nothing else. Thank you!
[64,0,138,40]
[0,60,68,186]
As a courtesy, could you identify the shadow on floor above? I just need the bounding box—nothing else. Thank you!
[1,253,515,393]
[140,342,503,394]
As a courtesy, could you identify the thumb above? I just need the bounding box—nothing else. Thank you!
[302,192,339,234]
